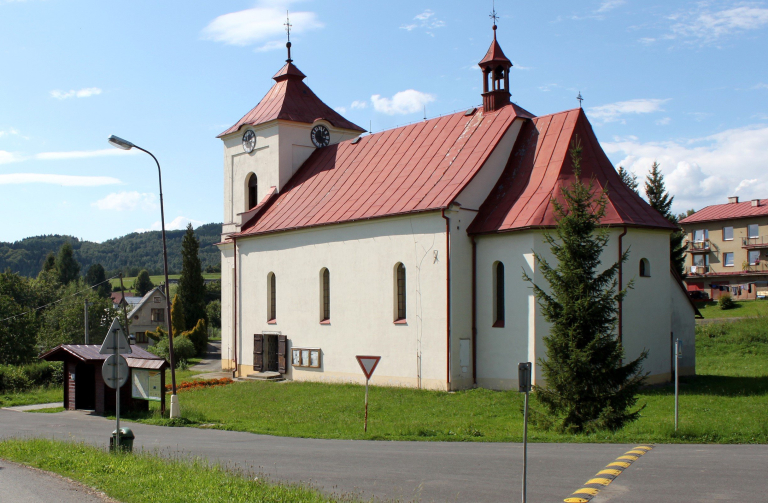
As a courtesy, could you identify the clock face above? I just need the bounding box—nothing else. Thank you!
[242,130,256,153]
[310,125,331,148]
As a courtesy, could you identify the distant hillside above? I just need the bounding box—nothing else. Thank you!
[0,223,223,277]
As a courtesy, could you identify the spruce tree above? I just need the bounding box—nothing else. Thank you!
[524,138,648,433]
[177,223,207,330]
[617,166,639,195]
[55,242,80,285]
[41,252,57,275]
[644,162,686,276]
[170,294,186,338]
[134,270,154,297]
[85,263,112,298]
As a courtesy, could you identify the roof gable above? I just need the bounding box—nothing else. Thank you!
[233,104,532,238]
[680,199,768,224]
[468,108,677,234]
[127,286,166,318]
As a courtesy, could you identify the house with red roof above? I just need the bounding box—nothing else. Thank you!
[680,196,768,300]
[216,24,696,390]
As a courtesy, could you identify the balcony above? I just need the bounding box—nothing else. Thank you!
[686,240,711,253]
[689,265,709,275]
[742,236,768,249]
[741,262,768,274]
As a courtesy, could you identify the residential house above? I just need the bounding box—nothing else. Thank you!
[126,286,168,347]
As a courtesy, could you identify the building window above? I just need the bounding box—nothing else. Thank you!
[749,250,761,265]
[247,173,258,210]
[724,252,734,267]
[150,308,165,322]
[267,272,276,322]
[639,258,651,277]
[135,332,147,344]
[748,224,759,239]
[693,229,708,242]
[723,227,733,241]
[395,263,406,321]
[493,262,505,327]
[320,268,330,322]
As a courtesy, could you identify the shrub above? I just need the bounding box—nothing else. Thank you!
[148,336,196,368]
[185,318,208,356]
[0,361,63,392]
[718,293,735,310]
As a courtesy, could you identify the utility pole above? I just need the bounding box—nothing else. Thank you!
[84,300,90,344]
[119,273,131,336]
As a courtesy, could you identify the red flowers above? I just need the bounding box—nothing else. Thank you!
[165,378,233,393]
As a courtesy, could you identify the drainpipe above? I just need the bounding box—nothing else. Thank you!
[232,236,238,378]
[471,236,477,386]
[618,226,628,345]
[442,208,452,391]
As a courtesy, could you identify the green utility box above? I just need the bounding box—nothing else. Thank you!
[109,428,135,452]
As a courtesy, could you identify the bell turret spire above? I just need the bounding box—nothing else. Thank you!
[479,6,512,112]
[284,11,293,63]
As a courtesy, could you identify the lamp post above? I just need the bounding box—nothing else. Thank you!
[108,135,179,418]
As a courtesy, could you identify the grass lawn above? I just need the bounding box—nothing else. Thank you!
[695,299,768,318]
[123,317,768,444]
[0,438,343,503]
[0,385,62,408]
[110,273,221,293]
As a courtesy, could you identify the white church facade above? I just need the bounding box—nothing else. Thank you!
[217,26,697,391]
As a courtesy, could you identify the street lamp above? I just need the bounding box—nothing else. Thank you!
[108,135,180,418]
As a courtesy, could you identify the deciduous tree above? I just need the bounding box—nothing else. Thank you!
[134,270,154,297]
[55,243,80,285]
[85,263,112,298]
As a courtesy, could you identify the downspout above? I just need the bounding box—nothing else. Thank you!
[471,236,477,386]
[618,226,628,345]
[232,236,238,378]
[442,208,452,391]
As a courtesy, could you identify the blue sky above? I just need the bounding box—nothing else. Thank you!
[1,0,767,242]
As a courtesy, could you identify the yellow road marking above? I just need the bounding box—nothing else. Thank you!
[573,487,600,496]
[626,450,646,455]
[634,446,653,451]
[597,469,623,476]
[586,478,613,486]
[564,445,655,502]
[617,455,639,461]
[607,461,631,468]
[564,498,589,503]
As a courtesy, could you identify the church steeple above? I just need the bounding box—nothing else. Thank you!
[479,13,513,113]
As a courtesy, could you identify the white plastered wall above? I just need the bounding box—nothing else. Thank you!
[670,274,696,376]
[224,212,449,390]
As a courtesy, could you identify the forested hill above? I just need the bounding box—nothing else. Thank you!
[0,223,222,277]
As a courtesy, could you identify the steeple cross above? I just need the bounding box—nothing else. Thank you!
[577,91,584,108]
[489,1,499,26]
[284,11,292,42]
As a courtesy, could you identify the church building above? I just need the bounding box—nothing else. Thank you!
[216,24,697,390]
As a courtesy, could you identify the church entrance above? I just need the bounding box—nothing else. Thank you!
[253,333,287,373]
[264,334,279,372]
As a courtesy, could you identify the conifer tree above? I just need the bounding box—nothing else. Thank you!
[85,263,112,298]
[134,270,154,297]
[524,138,647,433]
[644,162,686,276]
[177,223,207,330]
[41,252,56,275]
[55,242,80,285]
[617,166,639,195]
[170,294,186,338]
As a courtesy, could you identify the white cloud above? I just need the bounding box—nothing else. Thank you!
[202,2,323,50]
[753,82,768,90]
[400,9,445,33]
[656,117,672,125]
[92,191,157,211]
[668,4,768,44]
[135,216,204,233]
[0,150,23,164]
[597,0,626,13]
[371,90,436,115]
[351,100,368,110]
[50,87,102,100]
[603,124,768,212]
[0,128,23,139]
[334,106,347,114]
[588,98,669,122]
[34,148,137,161]
[0,173,122,186]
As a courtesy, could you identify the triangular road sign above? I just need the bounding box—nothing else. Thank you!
[99,318,132,355]
[356,355,381,380]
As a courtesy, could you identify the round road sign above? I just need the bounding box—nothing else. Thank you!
[102,354,129,389]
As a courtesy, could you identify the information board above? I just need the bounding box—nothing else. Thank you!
[131,369,162,401]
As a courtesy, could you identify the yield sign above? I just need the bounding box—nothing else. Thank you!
[356,355,381,380]
[99,318,132,355]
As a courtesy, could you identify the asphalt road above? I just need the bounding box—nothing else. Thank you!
[0,409,765,502]
[0,458,109,502]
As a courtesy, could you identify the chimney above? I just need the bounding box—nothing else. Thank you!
[752,199,761,207]
[728,196,739,204]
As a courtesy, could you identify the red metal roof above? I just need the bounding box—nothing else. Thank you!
[679,199,768,224]
[39,344,168,369]
[479,28,511,66]
[467,108,677,234]
[218,63,364,137]
[233,104,534,238]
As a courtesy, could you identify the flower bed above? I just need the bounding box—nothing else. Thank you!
[166,378,233,393]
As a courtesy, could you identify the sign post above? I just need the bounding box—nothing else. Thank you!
[356,355,381,433]
[100,318,132,452]
[518,362,532,503]
[675,338,682,431]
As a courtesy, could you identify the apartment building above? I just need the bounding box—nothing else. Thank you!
[680,196,768,300]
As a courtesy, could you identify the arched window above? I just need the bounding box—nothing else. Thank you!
[267,272,276,322]
[320,268,330,322]
[639,258,651,277]
[247,174,258,210]
[493,262,505,327]
[395,263,406,321]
